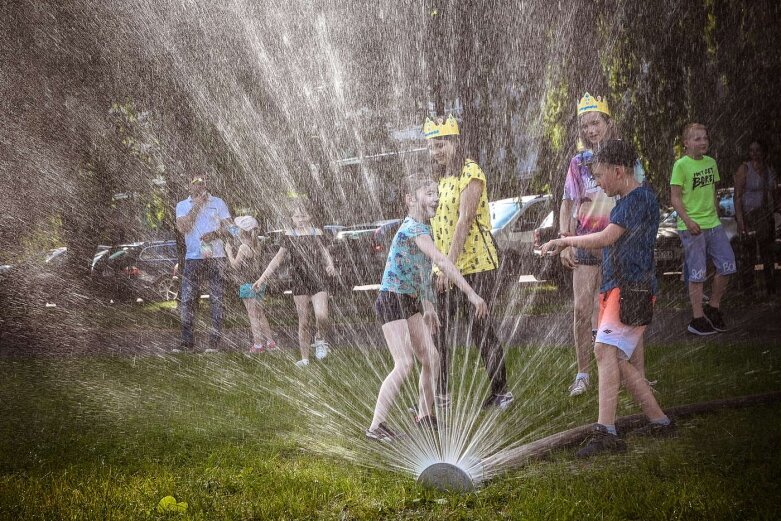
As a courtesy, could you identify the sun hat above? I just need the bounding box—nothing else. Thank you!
[234,215,258,231]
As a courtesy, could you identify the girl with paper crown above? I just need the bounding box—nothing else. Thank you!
[422,114,514,410]
[560,93,648,398]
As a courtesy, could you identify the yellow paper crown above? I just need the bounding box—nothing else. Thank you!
[423,114,460,139]
[577,92,610,117]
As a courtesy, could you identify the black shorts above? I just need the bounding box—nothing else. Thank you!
[375,291,423,324]
[291,273,329,297]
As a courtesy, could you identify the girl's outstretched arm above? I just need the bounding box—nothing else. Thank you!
[415,234,488,319]
[252,247,287,291]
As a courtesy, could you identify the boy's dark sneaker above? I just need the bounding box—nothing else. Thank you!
[703,304,728,331]
[415,415,439,431]
[687,317,718,336]
[629,419,677,438]
[575,424,627,458]
[483,392,514,410]
[365,422,401,442]
[172,342,193,353]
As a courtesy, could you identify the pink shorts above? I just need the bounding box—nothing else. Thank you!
[595,288,649,359]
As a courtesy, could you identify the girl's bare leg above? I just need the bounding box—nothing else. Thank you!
[407,314,439,419]
[293,295,312,360]
[573,265,600,374]
[370,319,414,430]
[310,291,330,341]
[254,300,275,344]
[242,298,262,346]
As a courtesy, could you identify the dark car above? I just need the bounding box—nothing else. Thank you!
[532,188,760,284]
[330,219,403,288]
[91,240,180,302]
[531,208,732,283]
[1,247,97,308]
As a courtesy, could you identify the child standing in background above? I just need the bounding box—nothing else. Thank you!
[225,215,278,353]
[253,195,336,367]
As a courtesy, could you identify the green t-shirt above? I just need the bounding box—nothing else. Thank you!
[670,155,721,230]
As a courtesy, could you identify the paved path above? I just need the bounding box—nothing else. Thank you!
[12,302,776,358]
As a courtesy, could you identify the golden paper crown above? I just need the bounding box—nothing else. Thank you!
[577,92,610,117]
[423,114,460,139]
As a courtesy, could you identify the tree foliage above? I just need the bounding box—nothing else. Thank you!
[1,0,779,265]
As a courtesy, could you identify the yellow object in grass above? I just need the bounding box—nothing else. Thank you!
[157,495,188,513]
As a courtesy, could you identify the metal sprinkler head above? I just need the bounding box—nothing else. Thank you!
[416,462,475,493]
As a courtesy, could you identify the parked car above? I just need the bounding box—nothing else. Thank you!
[653,210,779,276]
[330,218,403,288]
[1,246,96,307]
[532,187,772,284]
[530,210,572,288]
[490,194,552,274]
[91,240,180,302]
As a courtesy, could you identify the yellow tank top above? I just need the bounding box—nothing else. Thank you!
[431,159,498,275]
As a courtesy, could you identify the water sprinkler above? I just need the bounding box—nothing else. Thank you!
[416,462,475,493]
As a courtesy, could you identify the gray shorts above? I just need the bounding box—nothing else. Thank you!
[679,225,736,282]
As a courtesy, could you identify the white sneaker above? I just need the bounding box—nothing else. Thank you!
[314,339,330,360]
[568,376,589,397]
[295,358,310,368]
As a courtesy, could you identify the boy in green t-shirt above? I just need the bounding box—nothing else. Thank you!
[670,123,736,336]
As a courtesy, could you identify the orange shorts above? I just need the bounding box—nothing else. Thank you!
[595,287,650,359]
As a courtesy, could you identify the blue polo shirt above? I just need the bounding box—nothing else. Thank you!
[175,195,231,259]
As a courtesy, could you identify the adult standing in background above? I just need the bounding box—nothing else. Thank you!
[175,176,232,353]
[734,139,777,297]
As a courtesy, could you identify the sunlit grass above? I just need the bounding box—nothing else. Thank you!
[1,336,779,519]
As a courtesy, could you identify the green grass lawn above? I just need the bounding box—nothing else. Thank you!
[1,333,780,520]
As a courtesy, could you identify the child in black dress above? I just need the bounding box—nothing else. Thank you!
[253,196,336,367]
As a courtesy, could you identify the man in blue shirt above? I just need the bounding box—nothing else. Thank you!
[175,176,232,352]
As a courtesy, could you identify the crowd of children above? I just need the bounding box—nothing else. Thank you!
[176,97,775,458]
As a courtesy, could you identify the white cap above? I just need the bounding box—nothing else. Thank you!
[234,215,258,231]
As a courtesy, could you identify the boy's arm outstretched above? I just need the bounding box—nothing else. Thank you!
[541,223,625,255]
[414,234,489,319]
[252,247,287,291]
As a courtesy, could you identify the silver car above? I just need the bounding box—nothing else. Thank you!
[490,194,553,264]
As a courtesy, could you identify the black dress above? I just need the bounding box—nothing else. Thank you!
[280,229,330,296]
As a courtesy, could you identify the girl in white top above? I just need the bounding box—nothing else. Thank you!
[225,216,278,353]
